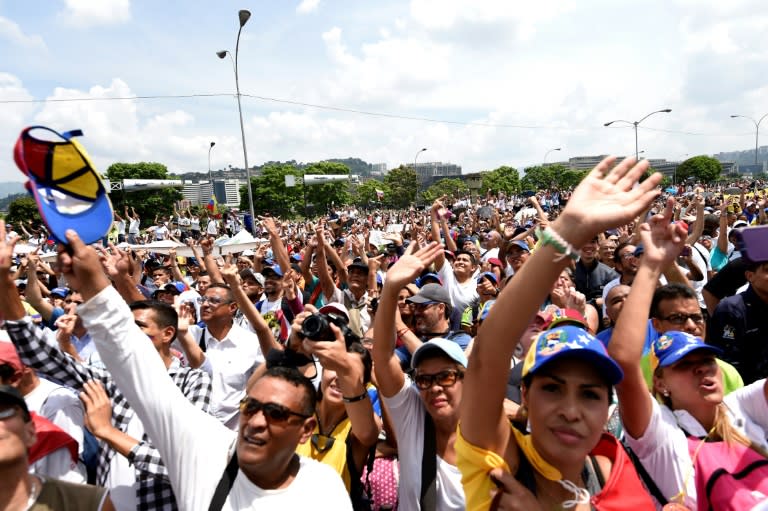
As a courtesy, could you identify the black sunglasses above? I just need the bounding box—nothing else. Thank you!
[413,369,464,390]
[239,397,310,423]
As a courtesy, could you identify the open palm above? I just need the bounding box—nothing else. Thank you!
[385,242,443,288]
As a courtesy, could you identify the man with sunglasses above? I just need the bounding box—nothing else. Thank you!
[52,230,352,510]
[373,242,467,510]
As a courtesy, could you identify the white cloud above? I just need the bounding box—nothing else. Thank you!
[59,0,131,28]
[296,0,320,15]
[0,16,46,51]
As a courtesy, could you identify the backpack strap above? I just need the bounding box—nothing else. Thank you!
[208,450,239,511]
[198,327,207,353]
[621,439,668,506]
[420,411,437,511]
[345,433,376,511]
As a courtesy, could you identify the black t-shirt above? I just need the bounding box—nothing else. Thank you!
[704,257,747,299]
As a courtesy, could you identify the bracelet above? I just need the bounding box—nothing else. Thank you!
[397,327,411,338]
[535,227,581,262]
[342,391,369,403]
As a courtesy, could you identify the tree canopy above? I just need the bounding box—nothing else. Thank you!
[480,166,519,195]
[106,162,183,221]
[354,180,391,207]
[303,161,351,213]
[676,155,722,183]
[521,164,569,190]
[384,166,418,208]
[243,163,303,217]
[6,196,41,227]
[422,178,468,203]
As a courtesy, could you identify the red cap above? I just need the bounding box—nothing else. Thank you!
[0,342,23,375]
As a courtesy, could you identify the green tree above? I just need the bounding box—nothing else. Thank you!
[6,196,41,226]
[480,166,519,194]
[246,163,303,217]
[384,166,418,208]
[422,178,468,203]
[303,161,352,213]
[354,180,390,207]
[105,162,183,221]
[676,156,722,184]
[557,169,589,189]
[520,165,559,190]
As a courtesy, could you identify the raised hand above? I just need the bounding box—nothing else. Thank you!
[558,157,662,246]
[384,242,442,289]
[0,221,18,275]
[261,216,279,236]
[219,262,239,285]
[637,197,687,268]
[57,230,111,300]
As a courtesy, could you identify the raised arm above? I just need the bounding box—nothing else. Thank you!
[462,157,662,454]
[608,199,687,439]
[373,242,443,397]
[263,217,291,276]
[429,199,447,269]
[199,236,223,283]
[24,255,55,321]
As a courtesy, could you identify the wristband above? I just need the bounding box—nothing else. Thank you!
[535,226,581,262]
[342,391,369,403]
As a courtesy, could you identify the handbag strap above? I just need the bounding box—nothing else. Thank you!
[208,450,239,511]
[420,411,437,510]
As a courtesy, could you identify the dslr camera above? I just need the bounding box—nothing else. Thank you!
[300,311,360,348]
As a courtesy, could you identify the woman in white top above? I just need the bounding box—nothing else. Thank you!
[608,199,768,511]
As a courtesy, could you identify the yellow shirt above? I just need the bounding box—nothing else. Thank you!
[296,416,353,491]
[455,423,511,511]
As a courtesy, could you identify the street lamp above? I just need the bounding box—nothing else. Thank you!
[218,9,255,227]
[730,113,768,165]
[543,147,561,165]
[414,147,427,198]
[208,142,218,200]
[604,108,672,161]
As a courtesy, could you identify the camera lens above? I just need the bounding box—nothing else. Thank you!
[301,314,327,340]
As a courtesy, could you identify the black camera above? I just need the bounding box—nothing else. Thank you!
[300,312,360,348]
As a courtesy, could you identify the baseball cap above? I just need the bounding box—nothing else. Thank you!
[13,126,114,244]
[0,342,23,375]
[407,283,451,307]
[240,268,265,286]
[261,265,283,278]
[477,271,498,285]
[50,287,70,299]
[479,300,496,322]
[733,220,748,228]
[318,303,350,322]
[417,272,442,287]
[650,331,722,373]
[541,308,588,330]
[347,258,369,273]
[0,384,29,419]
[508,240,530,252]
[411,338,468,369]
[487,257,504,268]
[522,326,623,385]
[152,282,182,298]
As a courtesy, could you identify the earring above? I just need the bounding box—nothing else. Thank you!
[662,389,670,397]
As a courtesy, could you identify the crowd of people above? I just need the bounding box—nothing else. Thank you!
[2,156,768,510]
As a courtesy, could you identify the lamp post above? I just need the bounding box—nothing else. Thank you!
[730,113,768,165]
[414,147,427,199]
[208,142,218,200]
[217,9,255,226]
[543,147,561,165]
[604,108,672,161]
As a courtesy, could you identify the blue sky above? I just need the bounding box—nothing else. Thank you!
[1,0,767,183]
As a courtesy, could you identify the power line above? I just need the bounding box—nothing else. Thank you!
[0,91,758,137]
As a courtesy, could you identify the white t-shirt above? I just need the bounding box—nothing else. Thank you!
[128,218,140,235]
[382,378,466,511]
[437,260,479,330]
[625,380,768,510]
[689,242,711,309]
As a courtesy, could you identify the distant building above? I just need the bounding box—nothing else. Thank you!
[409,161,462,188]
[371,163,387,175]
[181,179,241,208]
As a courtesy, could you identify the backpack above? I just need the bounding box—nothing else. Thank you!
[686,436,768,511]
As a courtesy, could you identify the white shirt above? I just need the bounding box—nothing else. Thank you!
[689,242,711,309]
[383,378,466,511]
[437,260,479,330]
[188,323,264,429]
[128,218,140,234]
[207,219,219,235]
[79,286,351,511]
[625,380,768,510]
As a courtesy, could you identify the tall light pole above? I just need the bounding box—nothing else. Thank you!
[208,141,216,184]
[543,147,561,165]
[604,108,672,161]
[218,9,255,226]
[414,147,427,199]
[730,113,768,165]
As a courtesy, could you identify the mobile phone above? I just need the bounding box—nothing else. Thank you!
[733,225,768,263]
[680,246,692,258]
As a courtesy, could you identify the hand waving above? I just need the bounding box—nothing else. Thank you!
[384,242,442,289]
[637,198,687,268]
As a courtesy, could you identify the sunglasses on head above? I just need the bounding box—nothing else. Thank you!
[239,396,311,423]
[413,369,464,390]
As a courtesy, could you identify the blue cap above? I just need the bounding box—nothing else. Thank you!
[650,331,722,372]
[477,271,498,285]
[634,244,645,257]
[50,287,70,299]
[411,338,468,370]
[14,126,113,245]
[479,300,495,321]
[417,272,442,287]
[522,325,623,385]
[508,240,530,252]
[262,265,283,277]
